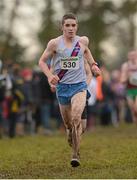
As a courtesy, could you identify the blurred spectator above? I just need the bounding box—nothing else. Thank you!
[98,66,115,126]
[31,71,41,133]
[120,50,137,124]
[21,68,35,135]
[87,76,97,131]
[0,65,13,137]
[8,66,25,138]
[110,69,126,126]
[39,72,55,135]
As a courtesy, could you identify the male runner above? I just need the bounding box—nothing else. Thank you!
[39,13,101,167]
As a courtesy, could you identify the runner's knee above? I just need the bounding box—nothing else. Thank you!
[72,112,81,123]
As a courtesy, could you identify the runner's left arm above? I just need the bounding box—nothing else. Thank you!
[84,59,92,85]
[80,36,101,77]
[84,46,101,77]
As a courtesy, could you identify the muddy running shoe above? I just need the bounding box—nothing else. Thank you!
[71,158,80,167]
[71,153,80,167]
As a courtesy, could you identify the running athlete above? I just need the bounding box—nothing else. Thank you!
[39,13,101,167]
[120,50,137,123]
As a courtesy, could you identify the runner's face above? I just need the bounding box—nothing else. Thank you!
[62,19,78,38]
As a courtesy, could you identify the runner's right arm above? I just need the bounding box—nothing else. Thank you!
[39,39,59,86]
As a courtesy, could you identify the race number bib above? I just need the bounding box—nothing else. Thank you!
[129,72,137,86]
[60,57,79,70]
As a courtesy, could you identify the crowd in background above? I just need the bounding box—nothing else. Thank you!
[0,62,62,138]
[87,65,132,131]
[0,60,133,139]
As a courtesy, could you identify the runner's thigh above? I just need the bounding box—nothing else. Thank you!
[71,90,86,119]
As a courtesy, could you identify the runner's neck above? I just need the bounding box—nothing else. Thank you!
[62,35,76,48]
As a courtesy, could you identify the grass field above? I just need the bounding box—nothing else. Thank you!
[0,123,137,179]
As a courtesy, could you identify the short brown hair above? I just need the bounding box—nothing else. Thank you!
[61,13,78,25]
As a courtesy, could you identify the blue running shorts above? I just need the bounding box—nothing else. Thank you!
[56,82,87,105]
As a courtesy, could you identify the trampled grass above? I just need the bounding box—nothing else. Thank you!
[0,123,137,179]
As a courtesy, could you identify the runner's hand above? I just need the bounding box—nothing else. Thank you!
[91,64,101,77]
[48,74,59,86]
